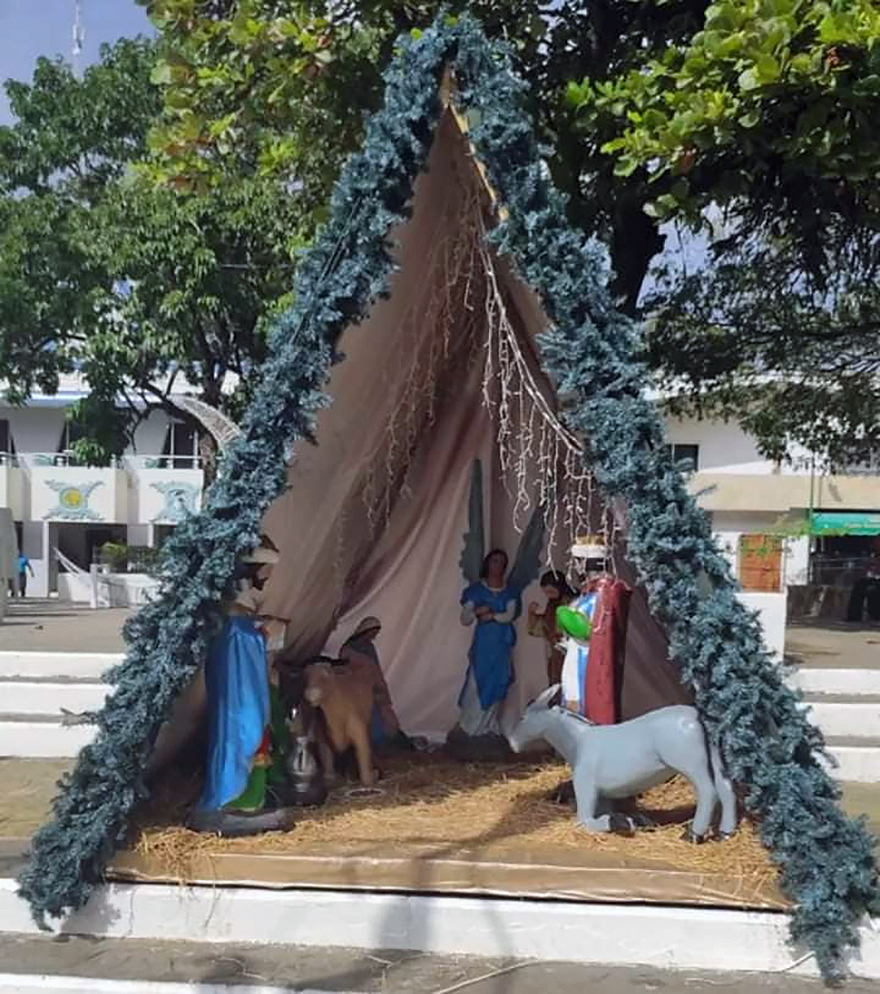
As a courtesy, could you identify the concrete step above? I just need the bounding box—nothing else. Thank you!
[0,654,114,757]
[823,736,880,783]
[0,651,121,681]
[799,694,880,740]
[787,667,880,780]
[789,667,880,697]
[0,879,878,982]
[0,680,109,716]
[0,714,95,758]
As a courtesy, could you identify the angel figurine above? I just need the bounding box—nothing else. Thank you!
[455,460,545,741]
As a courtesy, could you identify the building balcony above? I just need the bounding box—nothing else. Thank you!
[127,456,204,527]
[28,455,128,524]
[688,472,880,514]
[0,454,23,518]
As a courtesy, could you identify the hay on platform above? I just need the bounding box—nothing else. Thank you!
[132,754,777,897]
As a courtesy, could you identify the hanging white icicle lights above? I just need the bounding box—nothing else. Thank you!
[358,180,485,534]
[350,153,616,575]
[472,203,615,572]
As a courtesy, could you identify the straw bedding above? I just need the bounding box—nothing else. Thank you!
[131,753,778,898]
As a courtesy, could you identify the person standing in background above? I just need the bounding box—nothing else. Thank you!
[17,553,34,597]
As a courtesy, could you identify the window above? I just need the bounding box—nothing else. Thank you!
[665,443,699,472]
[161,422,198,470]
[0,419,15,457]
[56,421,84,464]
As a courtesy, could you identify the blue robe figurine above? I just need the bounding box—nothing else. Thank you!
[459,554,521,737]
[198,615,270,811]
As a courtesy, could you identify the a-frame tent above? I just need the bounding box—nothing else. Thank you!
[19,14,877,979]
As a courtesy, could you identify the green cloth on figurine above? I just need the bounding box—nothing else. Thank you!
[267,685,290,786]
[228,765,268,812]
[227,686,290,809]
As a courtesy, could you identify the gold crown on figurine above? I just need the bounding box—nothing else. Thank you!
[571,534,608,560]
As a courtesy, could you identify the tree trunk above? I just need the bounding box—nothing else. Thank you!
[199,426,219,488]
[609,199,666,316]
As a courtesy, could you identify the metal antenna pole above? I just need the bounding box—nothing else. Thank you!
[72,0,85,76]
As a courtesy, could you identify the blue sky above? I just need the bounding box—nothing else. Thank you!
[0,0,152,124]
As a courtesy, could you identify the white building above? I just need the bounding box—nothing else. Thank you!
[2,370,877,635]
[0,375,204,598]
[665,414,880,607]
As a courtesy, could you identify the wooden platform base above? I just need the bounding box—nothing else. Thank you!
[111,839,787,911]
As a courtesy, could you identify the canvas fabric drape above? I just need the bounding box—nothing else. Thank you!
[254,114,687,736]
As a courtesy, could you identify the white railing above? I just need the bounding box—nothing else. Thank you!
[27,452,125,468]
[128,453,203,471]
[18,452,202,470]
[54,547,158,609]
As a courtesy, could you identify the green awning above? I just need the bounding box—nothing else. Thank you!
[811,511,880,536]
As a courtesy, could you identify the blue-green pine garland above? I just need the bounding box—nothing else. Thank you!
[18,14,877,980]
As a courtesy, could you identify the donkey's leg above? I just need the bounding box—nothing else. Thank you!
[710,739,738,838]
[657,716,720,841]
[681,750,718,842]
[572,769,613,832]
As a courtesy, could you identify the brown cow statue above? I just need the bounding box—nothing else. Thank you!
[303,660,377,787]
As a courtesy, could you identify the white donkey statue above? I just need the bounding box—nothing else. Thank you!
[508,685,738,841]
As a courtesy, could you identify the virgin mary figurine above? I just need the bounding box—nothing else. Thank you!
[453,460,544,744]
[459,549,520,736]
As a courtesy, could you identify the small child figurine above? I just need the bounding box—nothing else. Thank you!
[527,570,577,687]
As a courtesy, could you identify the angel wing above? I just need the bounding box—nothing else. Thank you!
[174,395,243,451]
[507,502,546,596]
[459,459,485,585]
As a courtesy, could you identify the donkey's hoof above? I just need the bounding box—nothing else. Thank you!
[681,825,710,844]
[716,828,738,842]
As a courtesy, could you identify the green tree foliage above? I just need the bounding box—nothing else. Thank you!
[566,0,880,466]
[139,0,710,307]
[142,0,880,466]
[0,36,303,464]
[7,3,878,465]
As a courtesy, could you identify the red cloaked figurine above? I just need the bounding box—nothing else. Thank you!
[559,537,631,725]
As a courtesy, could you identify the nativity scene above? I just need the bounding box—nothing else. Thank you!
[18,14,876,982]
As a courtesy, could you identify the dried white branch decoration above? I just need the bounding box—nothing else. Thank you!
[174,396,243,451]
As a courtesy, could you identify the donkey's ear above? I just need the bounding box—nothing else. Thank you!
[529,684,562,711]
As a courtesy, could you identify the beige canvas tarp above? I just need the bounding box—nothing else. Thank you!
[251,111,687,738]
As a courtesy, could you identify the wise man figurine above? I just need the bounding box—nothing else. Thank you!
[558,536,631,725]
[189,534,295,836]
